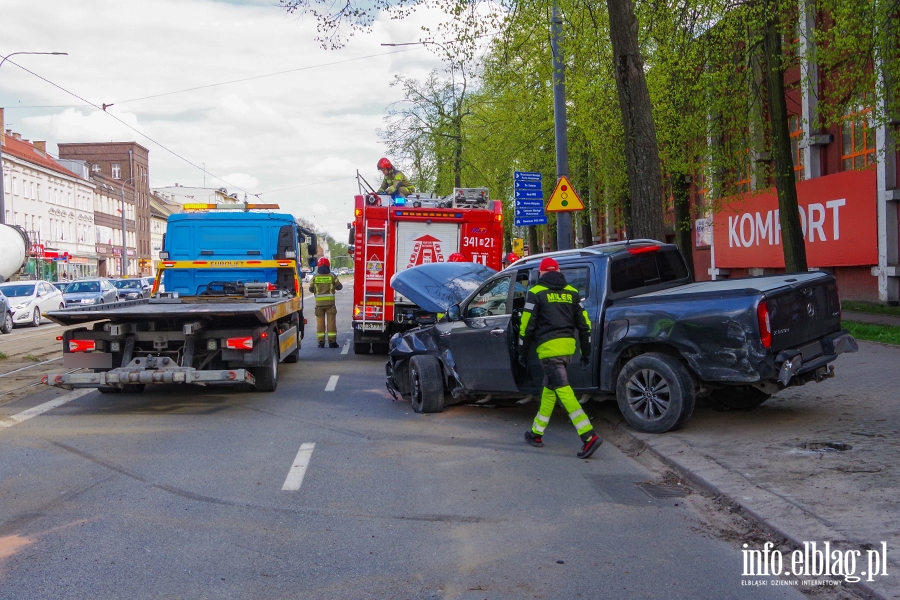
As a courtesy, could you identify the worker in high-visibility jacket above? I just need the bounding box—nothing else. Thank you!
[518,256,602,458]
[312,257,342,348]
[376,157,414,200]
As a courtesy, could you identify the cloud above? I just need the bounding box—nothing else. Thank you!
[0,0,457,239]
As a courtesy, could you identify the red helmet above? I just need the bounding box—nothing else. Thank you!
[504,252,520,264]
[377,157,393,171]
[317,257,330,267]
[538,257,559,272]
[447,253,466,262]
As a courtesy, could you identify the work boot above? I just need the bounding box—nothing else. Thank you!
[317,341,325,348]
[577,434,603,459]
[328,341,339,348]
[524,431,543,448]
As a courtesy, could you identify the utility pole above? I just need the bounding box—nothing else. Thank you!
[551,3,573,251]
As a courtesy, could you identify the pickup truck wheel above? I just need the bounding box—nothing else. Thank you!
[1,311,12,334]
[709,386,770,410]
[253,340,278,392]
[409,355,444,413]
[616,353,696,433]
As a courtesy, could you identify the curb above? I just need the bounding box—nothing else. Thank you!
[594,411,896,600]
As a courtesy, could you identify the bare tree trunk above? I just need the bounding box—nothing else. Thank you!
[672,171,695,277]
[528,225,540,256]
[762,9,807,272]
[605,0,665,241]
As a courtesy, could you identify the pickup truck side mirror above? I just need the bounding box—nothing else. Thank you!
[447,305,460,321]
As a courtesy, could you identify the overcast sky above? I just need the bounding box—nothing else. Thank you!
[0,0,452,239]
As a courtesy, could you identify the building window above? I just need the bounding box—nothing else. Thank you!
[841,102,875,170]
[789,115,804,181]
[91,164,101,173]
[112,163,121,179]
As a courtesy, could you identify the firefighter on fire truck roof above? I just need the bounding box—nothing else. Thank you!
[312,257,342,348]
[376,157,415,200]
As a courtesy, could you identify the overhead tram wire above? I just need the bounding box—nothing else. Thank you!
[4,58,256,198]
[5,48,414,110]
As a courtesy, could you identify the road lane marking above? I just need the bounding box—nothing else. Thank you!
[0,388,93,429]
[324,375,339,391]
[282,442,316,491]
[341,341,350,355]
[0,356,62,378]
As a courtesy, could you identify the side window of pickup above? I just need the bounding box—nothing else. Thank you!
[610,250,688,293]
[561,267,590,300]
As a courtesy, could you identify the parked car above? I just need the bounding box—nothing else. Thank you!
[0,292,12,333]
[385,241,858,433]
[112,278,151,300]
[62,278,119,308]
[0,280,66,327]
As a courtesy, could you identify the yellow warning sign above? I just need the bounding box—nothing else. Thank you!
[545,176,584,212]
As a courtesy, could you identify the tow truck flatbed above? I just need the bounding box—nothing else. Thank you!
[46,296,303,327]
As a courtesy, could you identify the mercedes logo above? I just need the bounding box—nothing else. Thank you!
[807,302,815,317]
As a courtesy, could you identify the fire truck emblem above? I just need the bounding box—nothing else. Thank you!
[366,255,384,279]
[406,235,445,268]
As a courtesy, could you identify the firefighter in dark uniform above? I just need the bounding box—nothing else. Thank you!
[519,256,602,458]
[312,257,342,348]
[376,157,415,199]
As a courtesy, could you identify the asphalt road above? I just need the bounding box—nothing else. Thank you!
[0,285,817,599]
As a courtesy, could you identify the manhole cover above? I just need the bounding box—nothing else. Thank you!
[804,442,852,452]
[635,482,691,499]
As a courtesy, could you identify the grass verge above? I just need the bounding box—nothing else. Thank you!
[843,320,900,346]
[0,351,6,360]
[842,300,900,317]
[23,354,41,362]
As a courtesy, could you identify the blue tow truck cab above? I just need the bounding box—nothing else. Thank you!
[45,207,318,394]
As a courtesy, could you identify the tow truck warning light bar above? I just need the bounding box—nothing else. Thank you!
[182,203,280,211]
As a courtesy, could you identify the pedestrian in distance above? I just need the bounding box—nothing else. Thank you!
[519,256,602,458]
[312,257,342,348]
[502,252,520,268]
[376,157,415,202]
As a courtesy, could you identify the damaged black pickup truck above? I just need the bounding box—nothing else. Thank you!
[385,240,858,433]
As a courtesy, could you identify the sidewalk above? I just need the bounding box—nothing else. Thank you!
[593,339,900,600]
[843,310,900,328]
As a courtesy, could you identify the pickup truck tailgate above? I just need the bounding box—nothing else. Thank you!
[765,275,841,352]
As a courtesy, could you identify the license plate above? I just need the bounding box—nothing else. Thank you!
[361,323,384,331]
[799,341,823,361]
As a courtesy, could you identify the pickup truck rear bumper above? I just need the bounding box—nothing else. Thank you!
[775,330,858,386]
[44,356,256,390]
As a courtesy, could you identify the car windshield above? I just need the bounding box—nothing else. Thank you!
[0,284,36,297]
[67,282,100,293]
[114,280,141,289]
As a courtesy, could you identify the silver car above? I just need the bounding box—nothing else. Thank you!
[112,278,151,300]
[62,278,119,308]
[0,280,66,327]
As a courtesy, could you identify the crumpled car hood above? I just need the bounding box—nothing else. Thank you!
[391,262,496,313]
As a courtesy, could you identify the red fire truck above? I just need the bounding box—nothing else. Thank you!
[349,188,504,354]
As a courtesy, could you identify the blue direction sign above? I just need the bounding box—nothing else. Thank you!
[514,170,542,182]
[514,180,541,190]
[515,207,545,217]
[514,215,549,226]
[514,189,543,199]
[514,199,544,208]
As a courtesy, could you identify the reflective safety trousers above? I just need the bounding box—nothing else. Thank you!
[312,273,342,307]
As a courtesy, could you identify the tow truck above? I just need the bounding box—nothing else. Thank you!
[348,186,504,354]
[43,202,316,393]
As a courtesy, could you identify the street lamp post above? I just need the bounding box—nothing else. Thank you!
[0,52,68,225]
[119,176,142,277]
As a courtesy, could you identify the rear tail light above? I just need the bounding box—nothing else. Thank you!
[69,339,96,353]
[225,337,254,350]
[267,283,278,291]
[757,301,772,348]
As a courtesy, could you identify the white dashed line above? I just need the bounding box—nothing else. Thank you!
[324,375,339,391]
[0,388,93,429]
[282,442,316,491]
[341,341,350,355]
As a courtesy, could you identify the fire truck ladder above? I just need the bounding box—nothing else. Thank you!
[362,214,388,330]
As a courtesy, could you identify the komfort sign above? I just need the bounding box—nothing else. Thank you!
[712,169,877,268]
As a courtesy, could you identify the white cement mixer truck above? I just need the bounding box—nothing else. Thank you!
[0,224,30,282]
